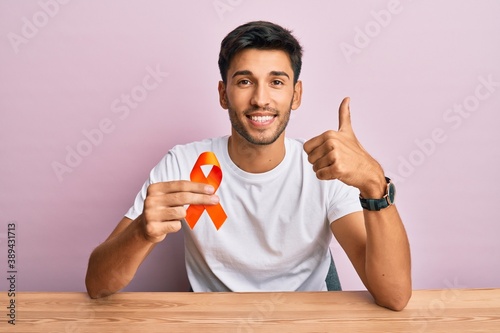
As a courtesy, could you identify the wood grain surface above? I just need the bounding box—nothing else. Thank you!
[5,289,500,332]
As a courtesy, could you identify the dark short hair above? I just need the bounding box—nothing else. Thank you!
[218,21,303,85]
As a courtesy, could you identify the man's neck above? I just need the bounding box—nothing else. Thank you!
[227,135,286,173]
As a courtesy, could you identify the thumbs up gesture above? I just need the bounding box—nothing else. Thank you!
[303,97,386,198]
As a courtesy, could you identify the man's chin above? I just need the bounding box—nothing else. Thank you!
[242,132,282,146]
[232,125,285,146]
[248,137,279,146]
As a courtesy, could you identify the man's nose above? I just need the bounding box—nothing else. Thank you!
[250,84,271,108]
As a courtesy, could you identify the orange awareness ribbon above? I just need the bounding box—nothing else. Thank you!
[185,152,227,230]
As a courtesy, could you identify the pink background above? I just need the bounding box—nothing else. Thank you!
[1,0,499,293]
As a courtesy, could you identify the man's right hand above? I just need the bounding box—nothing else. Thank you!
[140,181,219,243]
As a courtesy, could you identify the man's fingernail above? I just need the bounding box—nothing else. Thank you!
[205,185,215,193]
[210,195,220,203]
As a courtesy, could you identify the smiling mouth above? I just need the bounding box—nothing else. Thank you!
[248,115,275,123]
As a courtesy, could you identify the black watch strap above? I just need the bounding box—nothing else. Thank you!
[359,177,395,211]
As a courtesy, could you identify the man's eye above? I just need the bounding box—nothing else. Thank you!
[238,79,251,85]
[271,80,284,86]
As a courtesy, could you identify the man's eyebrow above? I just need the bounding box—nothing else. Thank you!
[232,70,252,78]
[231,70,291,79]
[269,71,290,79]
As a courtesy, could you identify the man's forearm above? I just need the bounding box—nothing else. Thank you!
[85,216,156,298]
[364,206,412,311]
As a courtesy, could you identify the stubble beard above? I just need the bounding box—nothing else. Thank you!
[227,99,293,146]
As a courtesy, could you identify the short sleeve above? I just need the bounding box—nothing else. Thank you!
[124,151,182,220]
[327,181,362,223]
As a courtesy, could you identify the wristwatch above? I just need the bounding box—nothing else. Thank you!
[359,177,395,211]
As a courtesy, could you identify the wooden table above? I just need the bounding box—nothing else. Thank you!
[6,289,500,332]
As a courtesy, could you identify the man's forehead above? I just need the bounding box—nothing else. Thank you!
[228,49,293,75]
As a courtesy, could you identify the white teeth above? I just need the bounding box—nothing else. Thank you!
[250,116,273,123]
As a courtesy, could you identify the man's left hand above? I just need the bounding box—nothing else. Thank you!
[303,97,386,198]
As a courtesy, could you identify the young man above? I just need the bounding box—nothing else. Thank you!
[85,21,411,311]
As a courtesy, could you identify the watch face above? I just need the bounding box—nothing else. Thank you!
[388,182,396,205]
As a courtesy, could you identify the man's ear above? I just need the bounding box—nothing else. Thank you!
[218,81,228,109]
[291,80,302,110]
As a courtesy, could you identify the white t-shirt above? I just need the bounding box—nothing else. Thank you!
[125,136,361,291]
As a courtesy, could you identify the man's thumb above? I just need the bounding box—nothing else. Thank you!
[338,97,352,131]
